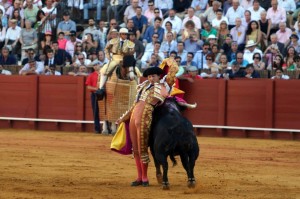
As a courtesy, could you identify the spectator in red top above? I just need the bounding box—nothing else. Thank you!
[178,65,202,82]
[85,61,101,133]
[57,32,67,50]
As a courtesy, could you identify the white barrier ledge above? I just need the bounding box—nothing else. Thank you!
[1,117,300,133]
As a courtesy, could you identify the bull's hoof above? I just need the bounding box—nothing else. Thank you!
[156,174,163,184]
[187,178,196,188]
[102,129,109,135]
[162,182,170,190]
[111,130,116,136]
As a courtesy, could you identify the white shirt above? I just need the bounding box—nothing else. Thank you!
[271,74,289,79]
[42,6,57,25]
[230,25,246,45]
[278,0,296,12]
[225,6,245,25]
[44,70,61,75]
[145,42,155,52]
[124,5,136,20]
[141,50,164,67]
[177,50,188,62]
[160,40,177,53]
[193,50,208,69]
[182,15,202,29]
[154,0,173,10]
[247,6,265,21]
[243,48,263,64]
[75,58,91,66]
[240,0,253,10]
[5,26,22,40]
[0,69,11,75]
[139,0,148,13]
[19,62,44,75]
[162,16,182,34]
[212,17,229,29]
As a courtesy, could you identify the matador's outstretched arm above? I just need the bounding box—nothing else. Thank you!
[159,58,179,88]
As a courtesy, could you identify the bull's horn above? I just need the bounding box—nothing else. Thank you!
[185,103,197,109]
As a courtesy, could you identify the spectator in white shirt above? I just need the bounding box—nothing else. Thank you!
[73,52,91,67]
[160,32,177,58]
[271,68,290,79]
[248,0,265,21]
[230,17,246,50]
[182,7,202,30]
[162,9,182,34]
[41,0,57,27]
[5,19,21,55]
[19,59,44,75]
[212,9,229,29]
[176,41,187,62]
[240,0,253,10]
[141,41,164,67]
[225,0,245,29]
[43,64,61,75]
[243,40,263,64]
[200,0,221,24]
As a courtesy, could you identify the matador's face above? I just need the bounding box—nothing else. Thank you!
[148,74,160,84]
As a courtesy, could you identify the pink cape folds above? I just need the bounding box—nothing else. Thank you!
[110,121,132,155]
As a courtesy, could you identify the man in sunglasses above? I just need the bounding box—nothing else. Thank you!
[22,48,40,65]
[98,28,135,94]
[243,40,263,64]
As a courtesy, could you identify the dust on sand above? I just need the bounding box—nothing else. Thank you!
[0,129,299,199]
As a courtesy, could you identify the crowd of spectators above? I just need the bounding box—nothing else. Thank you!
[1,0,300,80]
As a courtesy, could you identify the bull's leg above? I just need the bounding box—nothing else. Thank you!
[150,147,162,184]
[111,123,117,135]
[159,155,170,190]
[187,152,197,188]
[180,153,195,188]
[102,121,109,135]
[179,153,189,174]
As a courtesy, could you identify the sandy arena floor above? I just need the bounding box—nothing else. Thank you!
[0,129,299,199]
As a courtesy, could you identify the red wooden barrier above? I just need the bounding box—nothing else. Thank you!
[0,76,299,140]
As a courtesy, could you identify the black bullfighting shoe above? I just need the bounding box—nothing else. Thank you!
[131,180,142,186]
[142,181,149,187]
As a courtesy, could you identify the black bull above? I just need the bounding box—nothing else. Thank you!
[149,97,200,190]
